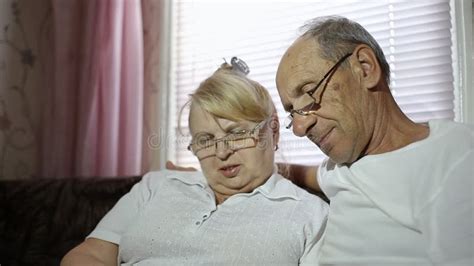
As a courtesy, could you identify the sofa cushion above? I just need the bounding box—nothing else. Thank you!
[0,176,141,266]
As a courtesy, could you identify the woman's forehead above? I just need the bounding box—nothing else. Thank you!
[189,105,249,132]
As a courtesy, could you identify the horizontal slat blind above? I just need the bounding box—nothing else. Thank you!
[171,0,454,168]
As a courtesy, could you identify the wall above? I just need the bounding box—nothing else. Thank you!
[0,0,52,179]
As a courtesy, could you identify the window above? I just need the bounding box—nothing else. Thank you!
[168,0,463,168]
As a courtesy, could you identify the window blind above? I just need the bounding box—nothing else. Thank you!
[170,0,455,168]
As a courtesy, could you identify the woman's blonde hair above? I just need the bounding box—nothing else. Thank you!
[188,63,274,122]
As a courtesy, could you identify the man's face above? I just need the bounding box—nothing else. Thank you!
[276,37,373,164]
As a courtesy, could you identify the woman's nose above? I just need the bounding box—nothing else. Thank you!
[215,141,233,160]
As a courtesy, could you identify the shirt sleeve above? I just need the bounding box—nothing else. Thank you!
[299,199,329,266]
[417,151,473,265]
[87,172,158,244]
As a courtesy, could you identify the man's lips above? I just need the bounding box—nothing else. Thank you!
[219,164,241,178]
[309,128,334,149]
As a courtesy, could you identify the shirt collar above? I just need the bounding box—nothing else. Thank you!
[166,170,207,188]
[165,169,301,201]
[254,173,301,201]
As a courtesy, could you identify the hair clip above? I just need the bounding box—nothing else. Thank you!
[230,57,250,75]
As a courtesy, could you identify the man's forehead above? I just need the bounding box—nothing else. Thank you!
[278,41,322,88]
[287,36,318,58]
[281,38,321,71]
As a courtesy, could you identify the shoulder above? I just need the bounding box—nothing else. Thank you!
[142,169,191,179]
[429,120,473,141]
[427,120,473,157]
[140,169,201,190]
[274,174,329,214]
[284,180,329,229]
[411,121,473,207]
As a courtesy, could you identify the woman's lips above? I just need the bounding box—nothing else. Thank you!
[219,164,241,178]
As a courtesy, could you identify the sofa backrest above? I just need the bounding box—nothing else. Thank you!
[0,176,142,266]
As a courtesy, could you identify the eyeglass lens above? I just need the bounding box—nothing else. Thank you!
[189,120,267,159]
[193,136,257,159]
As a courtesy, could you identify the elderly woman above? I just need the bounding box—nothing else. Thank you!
[61,59,328,265]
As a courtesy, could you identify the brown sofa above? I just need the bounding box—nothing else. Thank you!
[0,173,328,266]
[0,176,142,266]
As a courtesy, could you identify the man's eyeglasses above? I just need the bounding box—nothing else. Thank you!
[188,119,269,160]
[284,52,353,129]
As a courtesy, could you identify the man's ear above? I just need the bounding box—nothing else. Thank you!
[352,44,382,89]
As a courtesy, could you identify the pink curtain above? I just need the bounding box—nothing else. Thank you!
[141,0,164,171]
[41,0,144,177]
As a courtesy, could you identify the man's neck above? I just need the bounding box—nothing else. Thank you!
[365,94,430,156]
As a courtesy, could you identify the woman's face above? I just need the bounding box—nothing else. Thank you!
[189,104,278,201]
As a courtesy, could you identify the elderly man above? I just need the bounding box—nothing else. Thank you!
[276,16,473,265]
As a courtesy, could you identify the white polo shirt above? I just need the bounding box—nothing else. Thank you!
[88,170,328,265]
[318,120,473,265]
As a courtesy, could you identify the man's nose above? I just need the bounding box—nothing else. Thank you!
[292,114,317,137]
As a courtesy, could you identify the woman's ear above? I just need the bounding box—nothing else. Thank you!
[352,44,382,89]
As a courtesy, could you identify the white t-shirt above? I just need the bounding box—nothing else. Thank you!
[88,170,328,265]
[318,120,473,265]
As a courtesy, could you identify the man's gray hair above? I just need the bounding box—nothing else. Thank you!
[301,16,391,84]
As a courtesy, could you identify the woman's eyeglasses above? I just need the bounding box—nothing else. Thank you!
[188,119,269,160]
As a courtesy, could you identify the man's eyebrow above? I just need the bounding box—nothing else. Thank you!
[282,82,304,112]
[283,79,315,112]
[283,102,293,112]
[289,87,302,98]
[288,78,315,98]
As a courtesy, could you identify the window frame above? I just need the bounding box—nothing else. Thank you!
[158,0,473,169]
